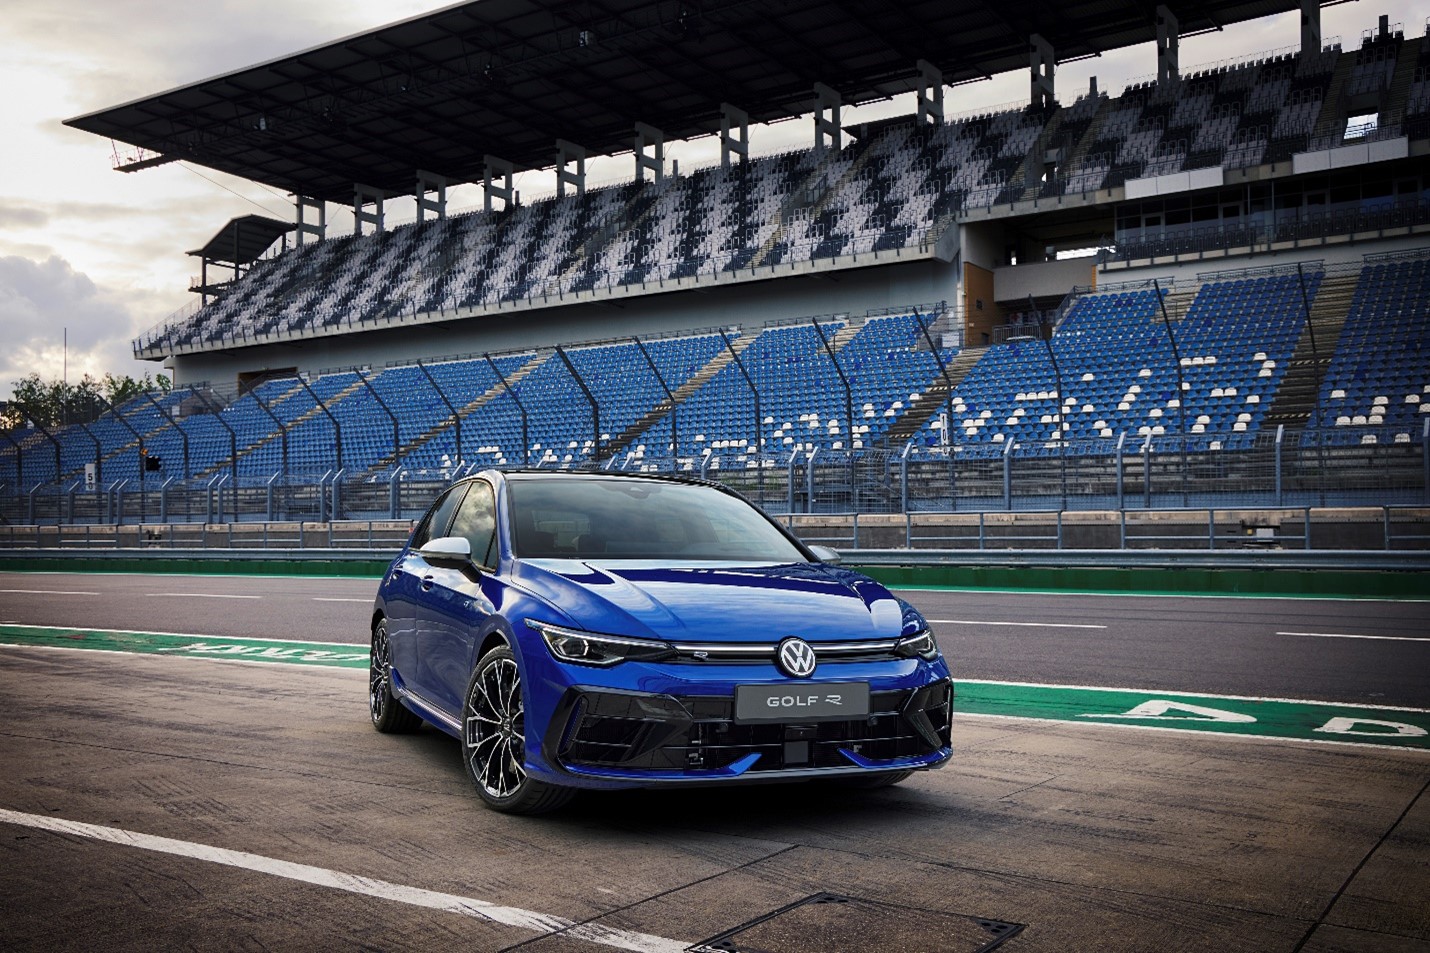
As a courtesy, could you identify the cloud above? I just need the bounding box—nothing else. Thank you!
[0,203,49,229]
[0,254,157,398]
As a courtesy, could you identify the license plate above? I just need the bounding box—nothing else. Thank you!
[734,682,870,723]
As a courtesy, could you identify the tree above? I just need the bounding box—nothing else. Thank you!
[1,371,171,431]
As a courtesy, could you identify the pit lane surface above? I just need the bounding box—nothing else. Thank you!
[1,571,1427,951]
[2,571,1426,706]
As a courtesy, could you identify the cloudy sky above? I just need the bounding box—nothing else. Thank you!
[0,1,1417,399]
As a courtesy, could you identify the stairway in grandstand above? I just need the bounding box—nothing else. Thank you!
[602,333,761,458]
[365,354,546,475]
[1383,43,1421,127]
[1263,270,1360,429]
[1309,48,1357,142]
[879,345,988,447]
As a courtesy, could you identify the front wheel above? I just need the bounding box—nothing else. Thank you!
[461,645,574,815]
[370,619,421,733]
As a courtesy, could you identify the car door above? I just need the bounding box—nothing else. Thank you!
[416,478,499,714]
[390,483,468,697]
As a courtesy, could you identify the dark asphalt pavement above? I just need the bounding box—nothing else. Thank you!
[1,570,1426,706]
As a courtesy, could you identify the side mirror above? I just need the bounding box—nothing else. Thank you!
[418,536,472,563]
[808,544,842,565]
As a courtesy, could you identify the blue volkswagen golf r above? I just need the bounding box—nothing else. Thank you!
[370,470,953,814]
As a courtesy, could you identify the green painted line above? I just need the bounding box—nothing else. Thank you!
[957,680,1430,750]
[0,625,367,669]
[0,557,390,578]
[3,625,1425,751]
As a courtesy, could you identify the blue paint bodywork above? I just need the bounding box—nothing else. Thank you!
[374,470,952,791]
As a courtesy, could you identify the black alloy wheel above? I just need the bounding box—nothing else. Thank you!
[369,619,421,733]
[461,645,574,814]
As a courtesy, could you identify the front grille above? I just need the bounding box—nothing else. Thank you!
[669,638,902,664]
[555,681,952,773]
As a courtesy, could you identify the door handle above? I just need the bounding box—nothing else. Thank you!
[421,575,435,591]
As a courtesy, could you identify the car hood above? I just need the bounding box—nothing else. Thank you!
[513,559,907,643]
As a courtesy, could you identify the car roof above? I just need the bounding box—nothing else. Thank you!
[474,469,722,490]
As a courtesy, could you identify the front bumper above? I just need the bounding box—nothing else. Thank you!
[538,676,953,786]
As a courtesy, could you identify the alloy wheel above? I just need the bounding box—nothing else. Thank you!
[464,656,527,798]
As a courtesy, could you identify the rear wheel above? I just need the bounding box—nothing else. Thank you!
[369,619,421,733]
[461,646,574,815]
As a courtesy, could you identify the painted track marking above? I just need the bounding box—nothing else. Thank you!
[1,627,1425,750]
[1277,631,1430,643]
[0,809,685,953]
[928,618,1107,629]
[0,589,100,596]
[146,592,261,599]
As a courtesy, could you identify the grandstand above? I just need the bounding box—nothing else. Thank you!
[4,0,1429,526]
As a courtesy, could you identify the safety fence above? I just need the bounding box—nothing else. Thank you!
[1,425,1425,529]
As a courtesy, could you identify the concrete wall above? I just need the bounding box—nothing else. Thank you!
[994,257,1098,302]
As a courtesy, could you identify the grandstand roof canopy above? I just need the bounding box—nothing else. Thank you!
[186,215,294,264]
[66,0,1295,203]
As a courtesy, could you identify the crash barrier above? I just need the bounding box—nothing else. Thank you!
[2,506,1425,553]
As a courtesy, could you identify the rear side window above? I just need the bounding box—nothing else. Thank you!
[448,480,498,569]
[411,484,468,550]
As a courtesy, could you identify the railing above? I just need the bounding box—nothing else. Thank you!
[3,427,1426,529]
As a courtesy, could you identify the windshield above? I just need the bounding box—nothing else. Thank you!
[508,477,810,562]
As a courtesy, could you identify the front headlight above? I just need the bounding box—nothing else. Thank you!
[894,629,939,661]
[526,620,675,666]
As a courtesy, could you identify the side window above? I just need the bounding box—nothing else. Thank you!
[448,480,498,569]
[411,485,469,550]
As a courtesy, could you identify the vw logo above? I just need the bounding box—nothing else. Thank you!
[776,637,817,678]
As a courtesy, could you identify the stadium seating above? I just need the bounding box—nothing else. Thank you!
[912,270,1320,455]
[1313,254,1430,446]
[128,32,1412,357]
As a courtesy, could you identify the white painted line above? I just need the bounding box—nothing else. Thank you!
[954,711,1430,754]
[0,808,685,953]
[0,589,101,596]
[959,678,1430,713]
[927,618,1106,629]
[891,586,1430,603]
[146,593,262,600]
[1277,631,1430,643]
[313,597,371,603]
[0,623,362,647]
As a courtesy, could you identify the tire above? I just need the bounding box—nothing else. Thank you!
[369,618,422,734]
[461,645,575,815]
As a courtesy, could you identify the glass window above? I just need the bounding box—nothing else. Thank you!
[412,484,468,549]
[509,477,809,562]
[449,480,498,569]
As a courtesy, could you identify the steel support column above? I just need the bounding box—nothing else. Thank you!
[483,155,516,212]
[634,123,665,183]
[555,140,587,197]
[296,195,326,245]
[813,83,841,153]
[916,60,944,125]
[353,183,385,235]
[415,169,447,222]
[1030,34,1056,110]
[720,103,749,169]
[1156,6,1180,85]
